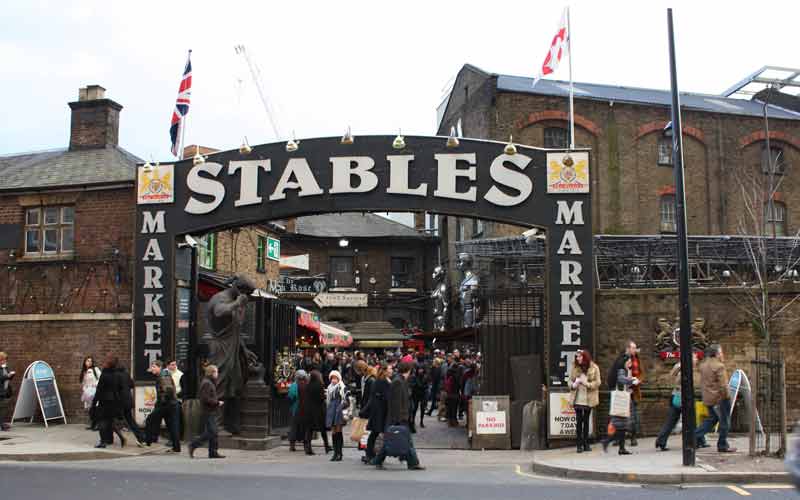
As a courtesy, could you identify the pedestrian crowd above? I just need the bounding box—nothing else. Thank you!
[279,347,481,469]
[0,341,737,462]
[566,340,736,456]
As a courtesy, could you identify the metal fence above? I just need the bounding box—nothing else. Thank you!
[749,346,787,457]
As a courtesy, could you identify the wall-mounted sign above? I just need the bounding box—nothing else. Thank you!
[476,411,507,435]
[137,164,174,204]
[548,391,595,439]
[314,292,368,308]
[267,236,280,261]
[547,152,589,194]
[270,275,327,295]
[11,360,67,427]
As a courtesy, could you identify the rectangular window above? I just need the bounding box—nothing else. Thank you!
[660,196,676,233]
[391,257,416,289]
[657,138,673,166]
[24,206,75,257]
[330,256,355,288]
[256,236,266,273]
[424,213,439,236]
[762,146,786,175]
[765,202,787,237]
[544,127,568,149]
[198,233,216,270]
[472,218,485,238]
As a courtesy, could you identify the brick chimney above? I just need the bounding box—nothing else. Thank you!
[68,85,123,150]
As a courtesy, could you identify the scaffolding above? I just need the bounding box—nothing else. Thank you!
[455,234,800,289]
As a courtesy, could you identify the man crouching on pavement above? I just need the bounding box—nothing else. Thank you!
[189,364,225,459]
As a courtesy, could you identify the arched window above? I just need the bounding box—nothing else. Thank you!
[764,201,787,236]
[762,145,787,175]
[660,195,676,233]
[543,127,568,149]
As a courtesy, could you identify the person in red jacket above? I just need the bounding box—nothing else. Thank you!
[189,365,225,459]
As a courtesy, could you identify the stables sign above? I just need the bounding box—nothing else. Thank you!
[133,136,593,384]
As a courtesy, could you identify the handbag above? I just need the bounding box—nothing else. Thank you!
[349,416,368,442]
[671,392,681,409]
[609,389,631,418]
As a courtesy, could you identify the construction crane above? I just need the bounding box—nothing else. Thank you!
[234,44,281,140]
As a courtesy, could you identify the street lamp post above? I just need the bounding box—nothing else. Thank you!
[667,8,697,467]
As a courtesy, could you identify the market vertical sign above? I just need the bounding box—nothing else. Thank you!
[547,152,593,387]
[134,164,174,379]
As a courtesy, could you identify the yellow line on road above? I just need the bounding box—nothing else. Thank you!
[726,485,751,496]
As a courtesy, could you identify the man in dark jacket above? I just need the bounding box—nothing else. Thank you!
[145,361,180,452]
[373,362,425,471]
[189,365,225,459]
[0,352,15,431]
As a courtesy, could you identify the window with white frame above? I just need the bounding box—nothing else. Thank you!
[472,218,485,238]
[24,206,74,256]
[660,195,676,233]
[657,138,673,166]
[764,201,787,237]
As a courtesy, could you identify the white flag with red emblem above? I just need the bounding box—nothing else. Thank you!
[535,7,569,85]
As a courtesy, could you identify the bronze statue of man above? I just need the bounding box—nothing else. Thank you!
[206,274,259,434]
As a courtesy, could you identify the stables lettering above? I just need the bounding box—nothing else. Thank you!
[184,153,534,215]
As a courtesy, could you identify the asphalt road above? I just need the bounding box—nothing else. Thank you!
[0,457,796,500]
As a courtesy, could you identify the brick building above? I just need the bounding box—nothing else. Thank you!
[280,213,439,349]
[431,64,800,429]
[0,87,280,420]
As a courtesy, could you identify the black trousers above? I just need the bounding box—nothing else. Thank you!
[574,405,592,446]
[147,403,181,451]
[365,430,379,460]
[191,414,218,456]
[410,397,425,424]
[122,409,145,442]
[446,395,459,422]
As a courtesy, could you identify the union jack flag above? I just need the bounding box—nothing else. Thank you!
[169,51,192,158]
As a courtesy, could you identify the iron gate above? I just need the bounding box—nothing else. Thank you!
[261,298,297,433]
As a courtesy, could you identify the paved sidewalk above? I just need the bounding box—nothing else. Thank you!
[0,423,163,461]
[530,435,791,484]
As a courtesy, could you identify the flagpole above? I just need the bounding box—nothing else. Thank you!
[179,49,192,161]
[567,6,575,150]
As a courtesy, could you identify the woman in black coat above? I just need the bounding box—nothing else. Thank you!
[91,354,127,448]
[363,364,392,464]
[301,370,330,455]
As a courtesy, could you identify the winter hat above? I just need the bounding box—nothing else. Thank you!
[328,370,342,383]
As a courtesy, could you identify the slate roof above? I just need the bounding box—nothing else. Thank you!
[0,146,141,192]
[496,73,800,121]
[293,213,429,239]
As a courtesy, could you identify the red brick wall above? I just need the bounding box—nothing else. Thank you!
[0,188,135,314]
[593,287,800,435]
[1,319,131,421]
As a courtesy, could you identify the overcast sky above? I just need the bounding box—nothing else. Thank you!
[2,0,799,159]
